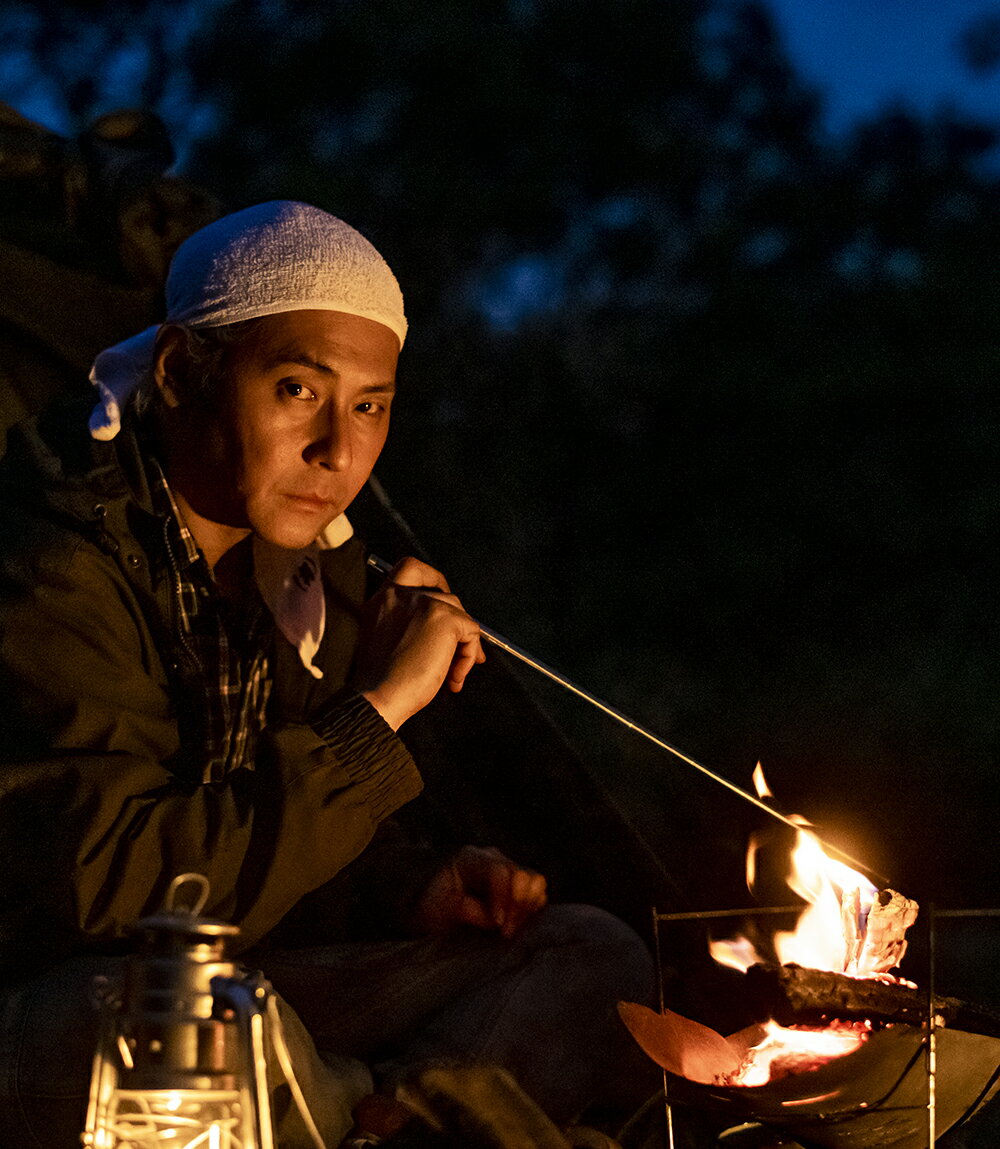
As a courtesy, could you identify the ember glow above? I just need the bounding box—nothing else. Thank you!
[735,1019,870,1087]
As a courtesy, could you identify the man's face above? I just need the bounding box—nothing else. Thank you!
[190,309,399,551]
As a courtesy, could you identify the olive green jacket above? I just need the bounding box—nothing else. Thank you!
[0,398,422,979]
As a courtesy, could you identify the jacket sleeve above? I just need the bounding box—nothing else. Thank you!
[0,535,422,972]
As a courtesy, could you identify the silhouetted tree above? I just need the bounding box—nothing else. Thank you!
[0,0,997,911]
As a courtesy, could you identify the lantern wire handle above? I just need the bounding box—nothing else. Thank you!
[266,996,329,1149]
[165,872,211,916]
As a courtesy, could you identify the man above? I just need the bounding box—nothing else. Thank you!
[0,202,654,1147]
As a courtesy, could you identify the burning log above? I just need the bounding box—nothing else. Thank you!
[744,961,1000,1039]
[746,961,933,1029]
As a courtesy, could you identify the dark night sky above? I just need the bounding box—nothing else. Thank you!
[3,1,1000,161]
[765,0,1000,142]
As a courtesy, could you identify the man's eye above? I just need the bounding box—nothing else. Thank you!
[281,381,316,401]
[356,400,385,415]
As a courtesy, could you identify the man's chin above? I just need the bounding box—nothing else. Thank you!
[252,521,330,551]
[248,493,358,550]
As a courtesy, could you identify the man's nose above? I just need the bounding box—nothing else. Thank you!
[311,408,353,471]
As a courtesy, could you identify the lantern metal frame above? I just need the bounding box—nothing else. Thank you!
[82,875,276,1149]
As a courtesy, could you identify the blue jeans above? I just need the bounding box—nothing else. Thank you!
[257,903,658,1124]
[0,904,655,1147]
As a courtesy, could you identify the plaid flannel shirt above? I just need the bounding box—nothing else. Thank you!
[151,460,273,782]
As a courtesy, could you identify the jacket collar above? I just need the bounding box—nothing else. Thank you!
[1,394,166,581]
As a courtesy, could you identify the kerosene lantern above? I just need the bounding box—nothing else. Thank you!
[81,873,275,1149]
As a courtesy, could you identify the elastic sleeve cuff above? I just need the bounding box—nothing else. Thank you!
[309,686,422,821]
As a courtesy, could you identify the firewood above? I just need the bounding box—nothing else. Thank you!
[744,963,928,1026]
[742,962,1000,1039]
[835,887,919,976]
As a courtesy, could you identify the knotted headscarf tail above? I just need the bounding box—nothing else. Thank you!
[87,200,408,675]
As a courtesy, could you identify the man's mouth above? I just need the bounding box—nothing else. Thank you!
[284,493,337,512]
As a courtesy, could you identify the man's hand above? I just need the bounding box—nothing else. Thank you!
[412,845,548,939]
[354,557,486,731]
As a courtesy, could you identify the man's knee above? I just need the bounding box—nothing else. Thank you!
[0,955,113,1146]
[523,903,656,1006]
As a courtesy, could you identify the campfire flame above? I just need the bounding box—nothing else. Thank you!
[707,766,918,1086]
[709,822,882,975]
[710,765,915,978]
[618,767,921,1091]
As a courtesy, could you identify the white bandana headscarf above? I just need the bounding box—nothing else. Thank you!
[88,200,407,677]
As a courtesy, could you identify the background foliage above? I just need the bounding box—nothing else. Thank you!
[1,0,997,919]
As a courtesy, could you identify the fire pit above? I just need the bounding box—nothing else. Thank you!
[620,786,1000,1148]
[622,978,1000,1148]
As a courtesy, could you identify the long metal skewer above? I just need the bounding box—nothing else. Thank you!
[367,553,887,885]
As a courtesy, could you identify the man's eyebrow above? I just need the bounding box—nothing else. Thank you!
[268,352,396,389]
[268,352,336,375]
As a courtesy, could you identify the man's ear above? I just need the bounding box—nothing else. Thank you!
[152,324,193,409]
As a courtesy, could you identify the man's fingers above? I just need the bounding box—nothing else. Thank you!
[484,857,515,931]
[502,868,548,936]
[512,867,548,909]
[382,565,482,669]
[453,895,496,931]
[384,583,461,608]
[482,855,547,937]
[447,637,486,692]
[388,556,452,593]
[429,847,550,939]
[385,585,482,664]
[356,577,483,728]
